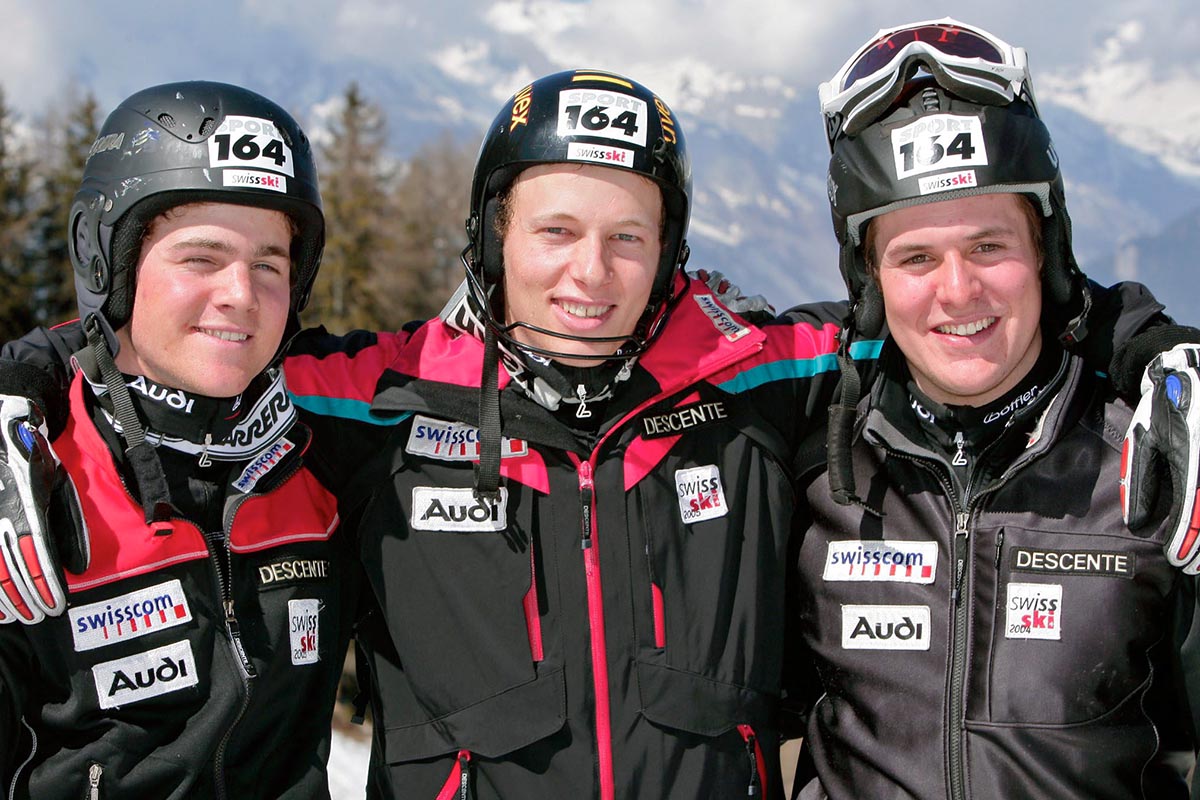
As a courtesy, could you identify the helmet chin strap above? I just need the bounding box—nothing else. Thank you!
[79,316,174,529]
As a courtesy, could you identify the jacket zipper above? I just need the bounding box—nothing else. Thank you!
[523,539,544,663]
[208,490,260,800]
[575,458,615,800]
[737,724,765,797]
[8,720,37,800]
[84,763,102,800]
[881,438,1028,800]
[947,510,970,800]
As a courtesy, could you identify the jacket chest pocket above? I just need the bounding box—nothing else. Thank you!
[977,524,1176,725]
[627,442,792,691]
[361,478,557,720]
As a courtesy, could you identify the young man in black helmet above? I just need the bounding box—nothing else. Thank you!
[284,68,838,799]
[788,18,1200,798]
[0,81,359,799]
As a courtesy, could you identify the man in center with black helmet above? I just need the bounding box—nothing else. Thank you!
[787,18,1200,798]
[279,68,854,799]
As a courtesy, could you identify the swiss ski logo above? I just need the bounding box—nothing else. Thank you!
[1005,582,1062,640]
[842,605,931,651]
[823,541,937,584]
[406,416,528,461]
[289,599,320,665]
[675,465,728,524]
[69,579,193,652]
[693,295,751,341]
[411,487,509,532]
[92,640,199,709]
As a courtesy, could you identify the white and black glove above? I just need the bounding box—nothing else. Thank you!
[0,394,88,623]
[1121,344,1200,572]
[690,269,775,318]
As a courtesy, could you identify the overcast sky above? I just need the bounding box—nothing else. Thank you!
[2,0,1196,126]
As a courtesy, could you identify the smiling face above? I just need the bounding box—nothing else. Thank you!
[115,202,293,398]
[498,163,663,367]
[871,192,1044,407]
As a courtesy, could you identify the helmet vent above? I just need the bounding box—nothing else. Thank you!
[920,87,940,112]
[157,112,176,129]
[198,117,216,137]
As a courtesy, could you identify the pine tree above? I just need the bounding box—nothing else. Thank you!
[380,131,478,324]
[0,86,37,341]
[307,83,400,332]
[27,84,100,327]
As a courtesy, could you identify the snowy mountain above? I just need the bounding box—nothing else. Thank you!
[242,44,1200,323]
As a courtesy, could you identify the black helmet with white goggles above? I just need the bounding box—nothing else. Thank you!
[462,68,692,364]
[820,17,1037,148]
[828,80,1085,341]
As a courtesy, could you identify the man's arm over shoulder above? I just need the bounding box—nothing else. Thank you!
[284,324,418,424]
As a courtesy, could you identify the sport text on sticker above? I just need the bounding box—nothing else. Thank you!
[891,114,989,181]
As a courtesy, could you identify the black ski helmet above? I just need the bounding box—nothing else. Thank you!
[827,79,1082,339]
[462,68,692,360]
[69,80,324,348]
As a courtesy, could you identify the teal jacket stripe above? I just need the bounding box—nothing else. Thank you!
[717,339,884,395]
[290,393,413,426]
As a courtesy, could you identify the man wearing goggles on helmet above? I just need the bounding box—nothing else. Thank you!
[0,82,360,799]
[788,18,1200,799]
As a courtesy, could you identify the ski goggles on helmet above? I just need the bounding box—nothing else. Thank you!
[819,17,1035,147]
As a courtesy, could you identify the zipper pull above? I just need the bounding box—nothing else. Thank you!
[952,431,967,466]
[458,751,471,799]
[198,433,213,467]
[952,512,969,605]
[578,461,594,550]
[575,384,592,419]
[995,530,1005,570]
[88,763,103,800]
[745,733,760,796]
[224,600,258,679]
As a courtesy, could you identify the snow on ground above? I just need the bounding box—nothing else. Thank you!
[328,725,371,799]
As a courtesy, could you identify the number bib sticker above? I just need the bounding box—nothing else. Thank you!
[891,114,988,180]
[558,89,647,148]
[208,115,295,178]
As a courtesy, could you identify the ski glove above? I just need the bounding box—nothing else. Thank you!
[0,394,88,623]
[1122,343,1200,572]
[690,269,775,319]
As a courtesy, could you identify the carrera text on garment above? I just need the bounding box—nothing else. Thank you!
[405,415,529,461]
[411,487,509,532]
[92,640,199,709]
[1011,547,1134,578]
[289,598,320,665]
[69,579,193,652]
[1005,582,1062,640]
[641,400,729,440]
[258,558,330,586]
[823,540,938,584]
[674,465,728,524]
[841,605,931,650]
